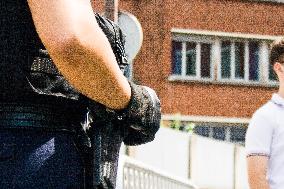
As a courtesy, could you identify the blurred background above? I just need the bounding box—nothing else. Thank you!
[93,0,284,188]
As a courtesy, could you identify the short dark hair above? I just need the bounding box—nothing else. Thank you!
[270,38,284,65]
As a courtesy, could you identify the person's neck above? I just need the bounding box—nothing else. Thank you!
[278,85,284,99]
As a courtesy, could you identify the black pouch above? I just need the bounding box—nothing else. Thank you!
[27,50,80,100]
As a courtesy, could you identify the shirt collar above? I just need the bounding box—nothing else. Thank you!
[271,93,284,107]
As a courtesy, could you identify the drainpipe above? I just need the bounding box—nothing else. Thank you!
[105,0,119,22]
[233,145,237,189]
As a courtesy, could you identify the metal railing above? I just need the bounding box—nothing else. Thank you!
[121,156,197,189]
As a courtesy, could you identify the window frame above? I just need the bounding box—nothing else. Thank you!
[217,39,261,84]
[251,0,284,3]
[171,35,215,82]
[170,29,281,87]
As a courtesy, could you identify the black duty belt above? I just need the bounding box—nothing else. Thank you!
[0,103,81,132]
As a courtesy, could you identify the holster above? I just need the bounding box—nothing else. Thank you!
[85,120,103,189]
[74,113,117,189]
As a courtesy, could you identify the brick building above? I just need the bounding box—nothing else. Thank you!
[93,0,284,142]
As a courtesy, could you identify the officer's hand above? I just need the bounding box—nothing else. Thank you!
[88,82,161,145]
[121,83,161,144]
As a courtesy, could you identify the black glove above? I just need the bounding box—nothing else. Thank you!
[89,14,161,145]
[89,81,161,145]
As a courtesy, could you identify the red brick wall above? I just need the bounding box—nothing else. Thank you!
[93,0,284,118]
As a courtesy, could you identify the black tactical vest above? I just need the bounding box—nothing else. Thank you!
[0,0,80,105]
[0,3,122,188]
[0,3,157,188]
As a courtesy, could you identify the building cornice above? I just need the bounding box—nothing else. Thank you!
[250,0,284,3]
[162,114,250,124]
[171,28,283,41]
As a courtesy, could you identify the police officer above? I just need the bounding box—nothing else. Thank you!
[0,0,160,188]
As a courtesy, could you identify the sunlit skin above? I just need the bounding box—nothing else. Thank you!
[27,0,131,110]
[274,60,284,98]
[247,156,270,189]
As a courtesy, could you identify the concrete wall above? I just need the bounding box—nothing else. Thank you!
[235,146,250,189]
[190,135,235,189]
[190,135,250,189]
[128,128,250,189]
[128,127,191,179]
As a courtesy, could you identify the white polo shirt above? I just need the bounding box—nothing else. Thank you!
[246,93,284,189]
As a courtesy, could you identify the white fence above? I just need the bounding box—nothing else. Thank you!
[120,156,197,189]
[128,127,191,179]
[128,127,250,189]
[190,135,249,189]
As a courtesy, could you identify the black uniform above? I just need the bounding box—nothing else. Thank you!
[0,0,88,188]
[0,1,161,189]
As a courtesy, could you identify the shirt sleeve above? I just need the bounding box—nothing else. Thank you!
[245,111,274,157]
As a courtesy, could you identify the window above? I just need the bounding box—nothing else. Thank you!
[172,41,182,75]
[212,127,226,140]
[249,41,260,81]
[219,41,260,82]
[221,41,232,79]
[171,29,280,86]
[269,63,278,81]
[230,127,246,143]
[235,42,245,79]
[171,40,213,80]
[201,43,212,78]
[186,42,197,76]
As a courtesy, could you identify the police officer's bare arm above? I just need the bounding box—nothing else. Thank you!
[247,156,270,189]
[27,0,131,110]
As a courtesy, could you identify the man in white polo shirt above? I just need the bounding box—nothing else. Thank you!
[246,38,284,189]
